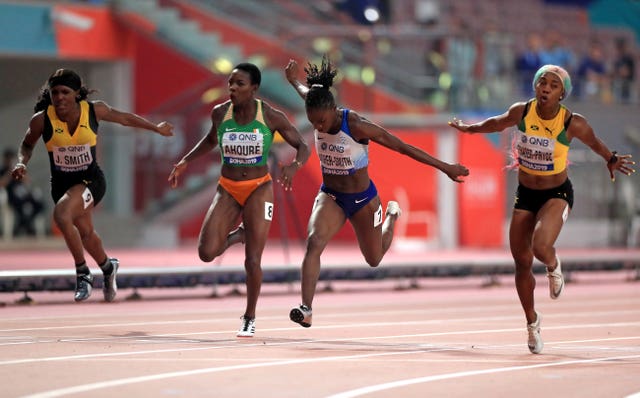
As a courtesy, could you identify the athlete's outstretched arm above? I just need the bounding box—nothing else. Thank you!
[448,102,526,134]
[285,59,309,101]
[349,111,469,183]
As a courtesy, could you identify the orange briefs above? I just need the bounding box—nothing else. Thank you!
[218,174,272,206]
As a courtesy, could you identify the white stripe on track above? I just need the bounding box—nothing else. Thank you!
[326,354,640,398]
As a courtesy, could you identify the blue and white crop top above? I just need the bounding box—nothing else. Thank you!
[315,109,369,176]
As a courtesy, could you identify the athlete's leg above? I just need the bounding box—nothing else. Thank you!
[509,209,537,324]
[237,181,273,319]
[52,184,93,265]
[198,186,243,262]
[349,197,389,267]
[531,198,569,270]
[300,192,346,307]
[73,206,107,265]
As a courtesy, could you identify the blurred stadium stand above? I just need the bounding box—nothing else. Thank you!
[0,0,638,250]
[0,0,639,297]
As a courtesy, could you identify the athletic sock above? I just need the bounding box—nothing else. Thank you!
[75,261,90,276]
[98,257,113,275]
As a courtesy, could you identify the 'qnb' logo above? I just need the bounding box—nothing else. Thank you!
[228,133,237,141]
[521,135,528,143]
[528,136,550,147]
[321,142,328,150]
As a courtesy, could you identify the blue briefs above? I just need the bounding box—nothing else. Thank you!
[320,180,378,218]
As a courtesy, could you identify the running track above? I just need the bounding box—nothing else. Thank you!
[1,262,638,397]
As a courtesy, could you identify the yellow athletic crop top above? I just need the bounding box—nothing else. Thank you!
[43,100,100,179]
[516,99,571,176]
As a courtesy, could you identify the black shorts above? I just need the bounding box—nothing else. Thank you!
[51,168,106,206]
[514,178,573,214]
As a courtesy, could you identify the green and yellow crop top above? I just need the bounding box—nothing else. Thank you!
[217,99,274,167]
[516,99,572,176]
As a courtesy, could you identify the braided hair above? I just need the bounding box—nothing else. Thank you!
[304,55,338,110]
[34,69,94,113]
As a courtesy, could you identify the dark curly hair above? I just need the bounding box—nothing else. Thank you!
[304,55,338,110]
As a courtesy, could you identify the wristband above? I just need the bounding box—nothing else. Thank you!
[607,151,618,165]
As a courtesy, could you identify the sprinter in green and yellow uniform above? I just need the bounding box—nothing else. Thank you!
[448,64,635,354]
[12,69,173,303]
[169,63,310,338]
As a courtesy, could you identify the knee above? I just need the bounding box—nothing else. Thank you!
[531,239,553,262]
[305,233,328,255]
[243,256,262,275]
[52,206,72,228]
[364,254,382,268]
[198,245,219,263]
[511,252,533,275]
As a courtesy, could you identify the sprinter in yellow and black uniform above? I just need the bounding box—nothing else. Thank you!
[449,64,635,354]
[11,69,173,303]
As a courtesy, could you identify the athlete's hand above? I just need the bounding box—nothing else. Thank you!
[445,163,470,183]
[11,163,27,181]
[607,153,635,182]
[447,117,473,133]
[156,121,174,137]
[277,161,301,191]
[285,59,299,84]
[168,159,187,188]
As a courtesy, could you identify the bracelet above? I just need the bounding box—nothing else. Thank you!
[292,160,303,168]
[608,151,618,165]
[15,162,26,169]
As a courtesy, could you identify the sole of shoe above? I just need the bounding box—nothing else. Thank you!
[103,260,119,302]
[289,308,311,328]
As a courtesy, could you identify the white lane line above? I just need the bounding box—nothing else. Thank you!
[21,349,433,398]
[1,308,638,334]
[1,304,637,331]
[1,322,638,366]
[325,354,640,398]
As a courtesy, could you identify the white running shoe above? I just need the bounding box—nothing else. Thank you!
[237,316,255,337]
[289,304,312,328]
[527,311,543,354]
[385,201,402,218]
[547,255,564,300]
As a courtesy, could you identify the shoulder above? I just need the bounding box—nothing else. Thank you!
[509,101,529,113]
[260,99,283,117]
[29,110,45,127]
[261,100,290,127]
[211,100,231,120]
[27,111,46,138]
[567,112,589,130]
[90,100,111,118]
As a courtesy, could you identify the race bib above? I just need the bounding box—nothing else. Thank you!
[222,130,264,165]
[52,144,93,172]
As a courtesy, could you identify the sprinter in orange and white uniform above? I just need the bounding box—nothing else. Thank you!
[449,64,635,354]
[169,63,310,338]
